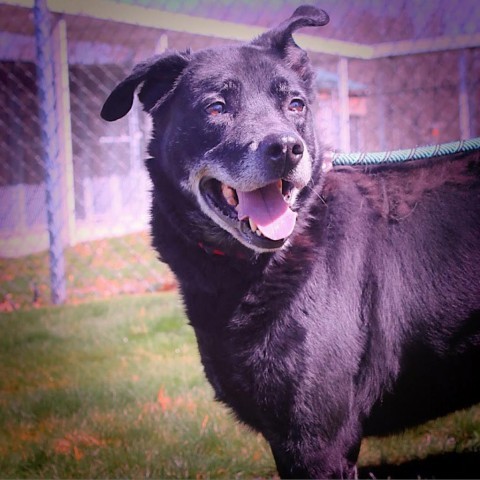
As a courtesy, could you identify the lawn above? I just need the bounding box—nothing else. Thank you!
[0,233,175,310]
[0,293,479,478]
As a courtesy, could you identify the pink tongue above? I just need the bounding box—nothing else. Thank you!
[236,182,297,241]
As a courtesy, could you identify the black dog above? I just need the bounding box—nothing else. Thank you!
[101,6,480,478]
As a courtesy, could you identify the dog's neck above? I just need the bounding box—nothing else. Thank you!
[146,160,331,331]
[150,193,272,330]
[149,170,269,276]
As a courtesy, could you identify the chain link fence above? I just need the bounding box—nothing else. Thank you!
[1,0,479,309]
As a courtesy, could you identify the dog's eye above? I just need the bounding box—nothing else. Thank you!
[206,101,226,116]
[288,99,305,113]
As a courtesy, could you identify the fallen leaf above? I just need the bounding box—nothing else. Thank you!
[201,414,209,432]
[157,387,172,411]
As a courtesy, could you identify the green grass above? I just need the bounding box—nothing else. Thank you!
[0,293,479,478]
[0,293,274,479]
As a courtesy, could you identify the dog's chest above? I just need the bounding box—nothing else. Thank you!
[184,264,310,428]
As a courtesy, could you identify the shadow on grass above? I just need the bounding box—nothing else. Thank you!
[359,451,480,479]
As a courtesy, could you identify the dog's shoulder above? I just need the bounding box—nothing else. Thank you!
[320,150,480,223]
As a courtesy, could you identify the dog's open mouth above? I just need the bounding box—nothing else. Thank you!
[199,178,298,250]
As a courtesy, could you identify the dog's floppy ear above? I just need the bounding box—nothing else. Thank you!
[252,5,329,83]
[101,51,190,121]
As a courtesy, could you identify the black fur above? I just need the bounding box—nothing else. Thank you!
[101,6,480,478]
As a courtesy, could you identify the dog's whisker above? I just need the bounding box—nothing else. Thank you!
[305,183,327,205]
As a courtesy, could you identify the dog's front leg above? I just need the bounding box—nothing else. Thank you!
[270,431,361,479]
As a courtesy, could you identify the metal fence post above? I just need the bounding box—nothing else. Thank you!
[337,57,351,153]
[33,0,66,304]
[458,50,472,140]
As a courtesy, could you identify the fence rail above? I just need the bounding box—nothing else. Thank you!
[0,0,479,308]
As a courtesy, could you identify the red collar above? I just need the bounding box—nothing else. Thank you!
[197,242,226,256]
[197,241,250,260]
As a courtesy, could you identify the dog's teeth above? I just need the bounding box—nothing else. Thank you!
[221,183,233,199]
[249,218,258,232]
[256,229,262,237]
[221,184,238,206]
[277,179,282,191]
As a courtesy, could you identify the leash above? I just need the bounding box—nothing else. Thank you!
[332,137,480,166]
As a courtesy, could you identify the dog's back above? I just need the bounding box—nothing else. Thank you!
[318,151,480,436]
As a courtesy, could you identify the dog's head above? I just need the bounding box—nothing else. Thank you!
[101,5,329,253]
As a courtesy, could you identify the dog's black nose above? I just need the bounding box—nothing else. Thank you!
[261,133,304,174]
